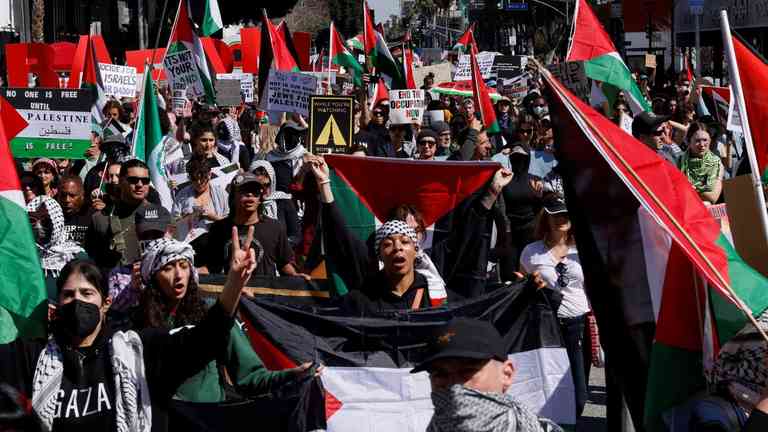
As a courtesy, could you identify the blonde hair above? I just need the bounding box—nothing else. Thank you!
[257,124,280,158]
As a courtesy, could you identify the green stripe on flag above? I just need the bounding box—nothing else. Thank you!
[330,169,376,242]
[585,53,651,112]
[0,197,47,343]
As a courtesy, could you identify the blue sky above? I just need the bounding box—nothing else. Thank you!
[369,0,401,23]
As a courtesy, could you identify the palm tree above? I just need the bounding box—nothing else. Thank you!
[31,0,45,42]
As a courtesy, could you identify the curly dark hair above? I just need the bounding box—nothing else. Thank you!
[139,266,206,329]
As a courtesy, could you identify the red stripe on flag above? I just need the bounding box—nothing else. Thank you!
[239,312,298,370]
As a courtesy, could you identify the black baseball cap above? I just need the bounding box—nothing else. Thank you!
[417,129,438,143]
[632,112,669,137]
[411,318,507,373]
[543,194,567,215]
[135,204,171,237]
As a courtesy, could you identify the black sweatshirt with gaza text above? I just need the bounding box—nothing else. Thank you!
[0,302,234,432]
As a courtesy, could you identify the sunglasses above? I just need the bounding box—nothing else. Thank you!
[418,140,437,147]
[555,262,569,287]
[126,176,150,185]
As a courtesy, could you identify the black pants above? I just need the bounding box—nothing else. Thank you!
[559,314,591,418]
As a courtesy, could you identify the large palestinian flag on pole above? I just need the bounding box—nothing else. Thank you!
[0,100,47,343]
[566,0,650,114]
[453,23,477,53]
[321,155,500,303]
[330,22,363,87]
[237,281,576,430]
[470,46,500,134]
[163,0,216,102]
[541,63,768,430]
[257,10,301,104]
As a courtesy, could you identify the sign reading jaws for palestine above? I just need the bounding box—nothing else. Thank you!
[308,96,354,154]
[388,89,425,124]
[4,88,92,159]
[163,48,204,97]
[259,70,317,117]
[98,63,138,98]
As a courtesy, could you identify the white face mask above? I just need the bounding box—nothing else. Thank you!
[533,106,549,117]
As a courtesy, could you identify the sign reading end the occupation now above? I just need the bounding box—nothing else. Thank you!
[4,88,92,159]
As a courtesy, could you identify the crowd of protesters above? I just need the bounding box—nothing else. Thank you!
[3,55,768,431]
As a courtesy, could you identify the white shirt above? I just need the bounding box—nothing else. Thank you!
[520,240,590,318]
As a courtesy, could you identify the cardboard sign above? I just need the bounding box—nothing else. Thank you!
[546,62,589,101]
[413,62,452,88]
[259,70,317,116]
[163,48,205,97]
[4,88,92,159]
[645,53,657,69]
[217,73,254,103]
[454,52,498,81]
[308,96,354,154]
[98,63,138,98]
[214,79,242,106]
[388,89,425,124]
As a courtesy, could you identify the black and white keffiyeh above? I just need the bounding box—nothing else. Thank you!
[26,196,84,276]
[374,220,420,259]
[139,238,198,286]
[428,385,562,432]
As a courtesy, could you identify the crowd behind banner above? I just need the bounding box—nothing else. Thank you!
[2,10,768,432]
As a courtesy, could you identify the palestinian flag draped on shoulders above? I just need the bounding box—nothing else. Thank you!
[317,155,499,303]
[0,100,47,343]
[163,0,216,103]
[566,0,650,114]
[541,65,768,431]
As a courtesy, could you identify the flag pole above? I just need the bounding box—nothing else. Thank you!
[539,61,768,343]
[328,22,333,95]
[720,10,768,248]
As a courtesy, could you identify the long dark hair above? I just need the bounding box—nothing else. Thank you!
[139,262,206,329]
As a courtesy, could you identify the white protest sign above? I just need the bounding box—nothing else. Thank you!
[454,52,498,81]
[217,73,255,103]
[164,49,204,97]
[98,63,138,98]
[414,62,452,87]
[388,89,425,124]
[422,110,444,128]
[502,73,529,100]
[259,70,317,117]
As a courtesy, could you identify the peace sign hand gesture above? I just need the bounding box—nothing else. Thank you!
[220,226,257,316]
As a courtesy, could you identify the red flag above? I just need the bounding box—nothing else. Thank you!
[313,48,326,72]
[0,96,28,140]
[403,32,417,89]
[470,47,500,133]
[731,35,768,181]
[363,0,377,56]
[452,23,476,52]
[325,155,499,227]
[565,0,617,61]
[68,35,99,88]
[369,78,389,110]
[261,13,299,72]
[684,53,694,83]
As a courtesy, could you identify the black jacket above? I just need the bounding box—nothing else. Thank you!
[343,271,432,316]
[0,302,234,432]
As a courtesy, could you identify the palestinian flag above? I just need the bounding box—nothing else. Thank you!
[238,280,577,430]
[723,31,768,182]
[470,46,500,134]
[321,155,500,304]
[187,0,223,37]
[700,85,730,125]
[432,80,502,101]
[0,102,47,343]
[402,32,417,89]
[276,20,303,70]
[373,29,405,89]
[453,23,477,53]
[566,0,650,114]
[163,0,216,102]
[369,78,389,110]
[330,22,363,87]
[362,1,377,64]
[133,70,173,210]
[257,10,301,103]
[69,35,109,135]
[541,65,768,430]
[346,34,364,51]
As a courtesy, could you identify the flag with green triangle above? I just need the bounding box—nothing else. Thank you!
[164,0,216,103]
[330,22,363,87]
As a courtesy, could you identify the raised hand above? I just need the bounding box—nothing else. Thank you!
[220,226,257,316]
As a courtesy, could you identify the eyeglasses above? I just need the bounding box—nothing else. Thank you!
[418,140,437,147]
[126,176,150,185]
[555,262,569,287]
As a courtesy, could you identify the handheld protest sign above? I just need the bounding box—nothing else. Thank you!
[259,70,317,117]
[546,61,590,101]
[388,89,425,125]
[98,63,138,98]
[308,96,353,154]
[217,73,255,103]
[4,88,92,159]
[214,79,242,107]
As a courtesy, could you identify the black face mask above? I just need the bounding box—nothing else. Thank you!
[55,300,101,340]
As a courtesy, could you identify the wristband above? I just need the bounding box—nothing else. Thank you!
[318,179,331,185]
